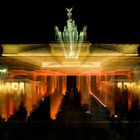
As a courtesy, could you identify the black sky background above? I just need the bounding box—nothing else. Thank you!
[0,0,140,43]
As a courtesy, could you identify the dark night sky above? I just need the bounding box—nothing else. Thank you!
[0,0,140,43]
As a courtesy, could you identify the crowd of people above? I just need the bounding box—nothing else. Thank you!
[7,101,27,122]
[114,84,140,121]
[0,85,139,123]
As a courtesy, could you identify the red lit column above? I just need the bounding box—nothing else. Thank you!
[62,76,66,95]
[127,71,133,110]
[104,73,108,106]
[33,72,37,104]
[76,76,80,92]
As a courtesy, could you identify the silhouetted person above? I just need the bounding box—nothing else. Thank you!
[109,115,116,129]
[121,85,128,115]
[0,116,5,122]
[68,88,75,111]
[127,99,140,140]
[17,101,27,121]
[114,85,121,115]
[27,96,50,121]
[128,99,140,122]
[74,88,81,111]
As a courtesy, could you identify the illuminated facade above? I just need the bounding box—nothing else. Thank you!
[0,8,140,120]
[0,43,140,120]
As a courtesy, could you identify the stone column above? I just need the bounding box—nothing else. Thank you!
[33,72,37,104]
[62,76,67,95]
[127,71,133,110]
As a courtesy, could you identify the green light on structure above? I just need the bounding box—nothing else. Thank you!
[0,69,7,73]
[54,7,87,59]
